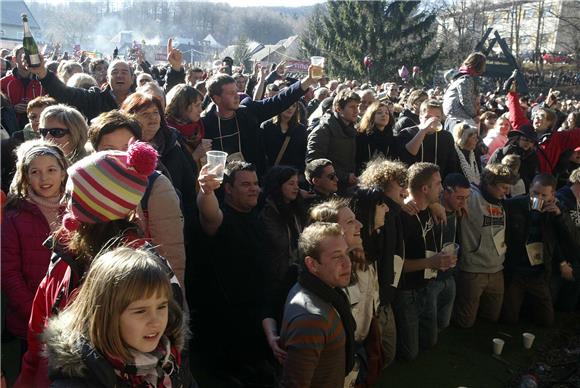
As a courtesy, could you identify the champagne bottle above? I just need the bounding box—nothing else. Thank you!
[21,13,40,67]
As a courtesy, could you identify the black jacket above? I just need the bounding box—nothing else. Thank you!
[355,126,400,175]
[153,126,197,241]
[40,71,120,121]
[260,119,307,172]
[504,195,579,280]
[489,141,539,191]
[393,109,419,135]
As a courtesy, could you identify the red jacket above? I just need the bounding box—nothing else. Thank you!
[506,91,531,130]
[15,244,82,388]
[507,92,580,174]
[1,200,53,338]
[537,129,580,174]
[0,69,45,127]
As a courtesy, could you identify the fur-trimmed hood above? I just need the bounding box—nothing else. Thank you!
[42,304,190,384]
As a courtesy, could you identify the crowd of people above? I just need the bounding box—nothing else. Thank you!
[1,41,580,388]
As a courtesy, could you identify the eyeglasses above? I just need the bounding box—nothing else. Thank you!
[40,128,70,138]
[325,172,338,180]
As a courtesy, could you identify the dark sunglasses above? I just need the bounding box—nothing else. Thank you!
[40,128,70,138]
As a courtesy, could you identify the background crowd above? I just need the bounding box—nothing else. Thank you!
[1,41,580,388]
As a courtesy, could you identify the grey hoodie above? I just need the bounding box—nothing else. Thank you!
[459,184,506,273]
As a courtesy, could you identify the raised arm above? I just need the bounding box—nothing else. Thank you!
[244,66,318,123]
[506,82,531,130]
[196,164,224,236]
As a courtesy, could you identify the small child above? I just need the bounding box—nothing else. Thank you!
[43,247,188,387]
[1,140,68,350]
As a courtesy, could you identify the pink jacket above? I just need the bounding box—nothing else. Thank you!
[1,200,53,338]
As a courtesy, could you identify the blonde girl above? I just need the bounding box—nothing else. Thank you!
[1,140,68,350]
[43,247,188,387]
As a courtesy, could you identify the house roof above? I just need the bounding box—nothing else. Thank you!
[203,34,224,49]
[1,0,41,30]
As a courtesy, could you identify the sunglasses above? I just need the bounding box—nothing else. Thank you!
[40,128,70,138]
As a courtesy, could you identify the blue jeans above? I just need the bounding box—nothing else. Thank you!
[425,276,456,331]
[392,287,436,361]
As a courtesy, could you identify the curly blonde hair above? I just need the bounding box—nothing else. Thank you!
[358,156,408,191]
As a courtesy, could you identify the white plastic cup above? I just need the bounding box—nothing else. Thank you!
[522,333,535,349]
[310,56,325,79]
[492,338,505,355]
[206,150,228,183]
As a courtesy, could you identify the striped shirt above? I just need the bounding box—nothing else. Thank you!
[280,283,346,388]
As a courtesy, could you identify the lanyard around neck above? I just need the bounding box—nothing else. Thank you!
[216,112,242,154]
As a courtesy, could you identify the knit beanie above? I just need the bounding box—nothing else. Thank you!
[62,140,158,231]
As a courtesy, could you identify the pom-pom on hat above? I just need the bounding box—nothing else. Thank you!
[63,140,158,228]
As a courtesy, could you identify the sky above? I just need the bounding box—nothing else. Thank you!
[24,0,325,6]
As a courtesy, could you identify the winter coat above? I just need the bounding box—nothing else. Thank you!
[260,119,307,172]
[397,125,459,178]
[136,172,186,288]
[1,200,54,338]
[39,70,118,121]
[153,125,197,244]
[537,129,580,175]
[43,307,188,387]
[504,195,579,281]
[202,80,306,176]
[306,112,357,184]
[355,126,399,175]
[393,109,420,135]
[443,74,478,124]
[15,236,184,388]
[0,69,45,128]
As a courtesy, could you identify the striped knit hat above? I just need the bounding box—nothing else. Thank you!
[62,141,158,230]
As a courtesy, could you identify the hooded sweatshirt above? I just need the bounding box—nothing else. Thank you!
[459,184,506,273]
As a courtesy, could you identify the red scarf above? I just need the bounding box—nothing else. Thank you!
[166,117,205,143]
[458,65,479,77]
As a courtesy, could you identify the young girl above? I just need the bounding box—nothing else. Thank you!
[1,140,68,353]
[43,247,187,387]
[15,141,184,388]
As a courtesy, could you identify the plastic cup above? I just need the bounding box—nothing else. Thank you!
[206,150,228,183]
[522,333,535,349]
[442,242,460,268]
[310,56,325,79]
[492,338,504,355]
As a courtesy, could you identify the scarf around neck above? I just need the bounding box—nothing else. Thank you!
[298,269,356,375]
[454,144,480,185]
[458,65,479,77]
[106,336,179,387]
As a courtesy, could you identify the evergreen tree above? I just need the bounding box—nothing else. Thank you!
[301,1,440,84]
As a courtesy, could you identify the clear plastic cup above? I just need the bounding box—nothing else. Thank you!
[206,150,228,183]
[442,242,459,267]
[310,56,325,79]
